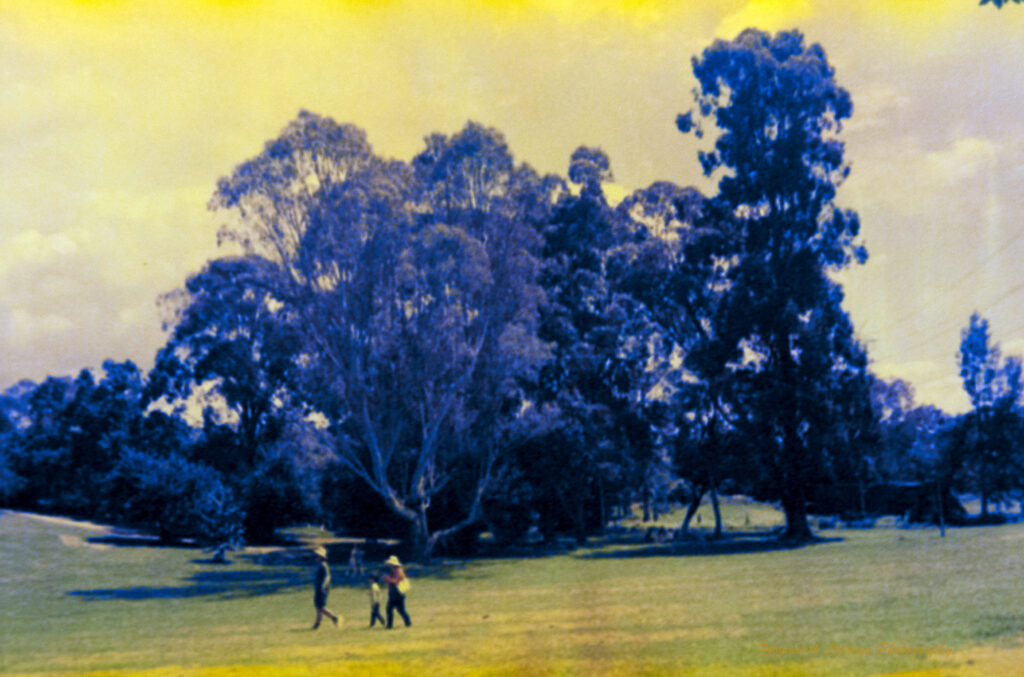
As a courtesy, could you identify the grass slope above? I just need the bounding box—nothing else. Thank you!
[3,507,1024,676]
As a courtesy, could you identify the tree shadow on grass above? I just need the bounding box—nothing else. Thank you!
[68,568,309,602]
[87,534,164,547]
[579,531,843,559]
[65,543,427,602]
[459,541,581,562]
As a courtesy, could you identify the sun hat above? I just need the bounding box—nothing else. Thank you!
[313,545,328,559]
[385,555,402,567]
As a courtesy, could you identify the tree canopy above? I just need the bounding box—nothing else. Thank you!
[205,118,557,556]
[954,313,1024,517]
[678,28,869,539]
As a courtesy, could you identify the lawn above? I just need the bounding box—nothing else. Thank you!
[615,497,787,533]
[3,506,1024,676]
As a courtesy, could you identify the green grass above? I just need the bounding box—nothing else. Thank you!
[616,497,786,533]
[3,506,1024,676]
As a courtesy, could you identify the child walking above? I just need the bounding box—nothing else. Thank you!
[368,575,386,627]
[311,545,340,629]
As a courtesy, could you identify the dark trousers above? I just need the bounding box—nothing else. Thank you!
[386,592,411,628]
[370,602,385,627]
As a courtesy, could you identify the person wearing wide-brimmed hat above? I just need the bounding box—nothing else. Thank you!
[311,545,340,629]
[381,554,411,628]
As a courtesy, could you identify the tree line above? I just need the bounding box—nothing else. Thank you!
[2,29,1022,557]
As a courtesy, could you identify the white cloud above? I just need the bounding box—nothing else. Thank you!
[924,136,999,185]
[0,182,219,387]
[716,0,814,39]
[0,230,80,271]
[3,308,74,348]
[845,84,911,134]
[839,123,1024,383]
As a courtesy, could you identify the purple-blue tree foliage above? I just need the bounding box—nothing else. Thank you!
[679,29,871,540]
[685,29,863,269]
[206,113,554,557]
[568,146,613,200]
[413,121,516,218]
[955,312,1024,516]
[154,255,298,468]
[209,110,374,265]
[615,182,745,533]
[525,146,668,542]
[958,312,1022,411]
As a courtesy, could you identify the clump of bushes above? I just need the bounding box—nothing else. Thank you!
[241,454,321,543]
[101,448,244,544]
[0,448,22,506]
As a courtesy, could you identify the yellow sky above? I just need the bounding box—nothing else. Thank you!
[3,0,1024,412]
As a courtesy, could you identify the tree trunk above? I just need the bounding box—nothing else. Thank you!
[858,479,866,520]
[710,483,722,539]
[705,416,723,539]
[978,412,989,518]
[574,494,587,545]
[766,319,822,542]
[403,509,430,562]
[781,485,813,541]
[682,485,705,533]
[981,452,990,518]
[241,401,257,467]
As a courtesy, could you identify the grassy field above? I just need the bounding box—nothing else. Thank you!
[4,506,1024,677]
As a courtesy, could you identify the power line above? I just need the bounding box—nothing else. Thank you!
[873,225,1024,337]
[878,273,1024,361]
[975,277,1024,320]
[847,218,1024,356]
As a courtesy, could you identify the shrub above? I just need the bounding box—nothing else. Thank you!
[7,445,94,516]
[0,446,23,506]
[101,449,244,544]
[482,464,535,544]
[242,454,320,543]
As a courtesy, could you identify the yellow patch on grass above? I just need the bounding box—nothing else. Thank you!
[921,642,1024,677]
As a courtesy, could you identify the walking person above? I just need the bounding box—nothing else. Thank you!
[382,555,411,628]
[368,574,386,627]
[348,543,364,578]
[311,545,340,629]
